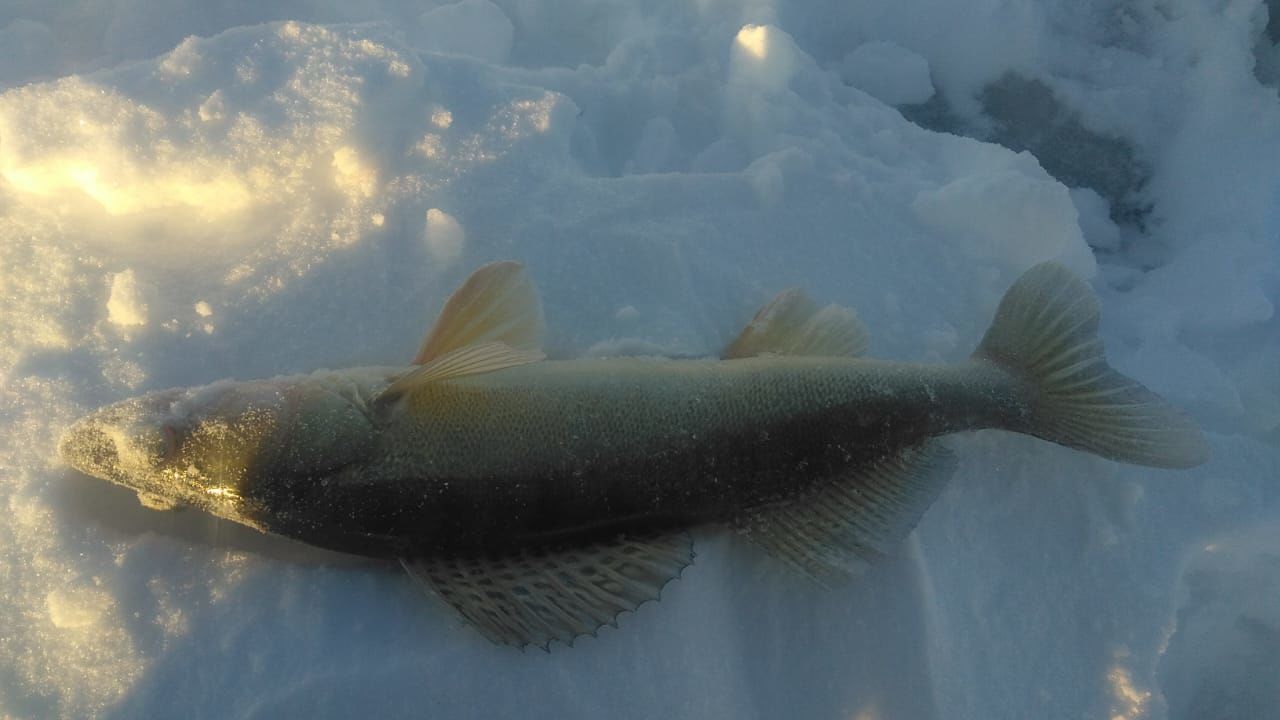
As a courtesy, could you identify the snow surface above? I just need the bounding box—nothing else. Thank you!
[1,1,1277,718]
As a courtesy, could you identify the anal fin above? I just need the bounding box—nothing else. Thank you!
[402,532,694,650]
[734,441,956,586]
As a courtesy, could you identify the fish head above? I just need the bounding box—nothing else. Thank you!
[60,371,388,525]
[59,379,294,519]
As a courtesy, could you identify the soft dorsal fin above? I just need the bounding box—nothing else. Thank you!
[414,261,545,365]
[377,341,544,405]
[723,288,869,359]
[402,532,694,650]
[733,441,956,587]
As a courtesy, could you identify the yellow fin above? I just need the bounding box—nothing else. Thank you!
[973,261,1209,468]
[734,441,955,587]
[379,341,544,404]
[723,288,869,359]
[414,261,545,364]
[401,531,693,650]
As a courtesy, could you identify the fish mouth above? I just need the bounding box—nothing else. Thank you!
[59,414,194,514]
[58,417,123,483]
[58,389,185,489]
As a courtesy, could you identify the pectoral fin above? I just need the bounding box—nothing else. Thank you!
[414,260,545,364]
[402,532,694,650]
[734,441,956,586]
[723,288,869,359]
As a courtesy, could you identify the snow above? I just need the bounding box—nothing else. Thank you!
[0,1,1277,718]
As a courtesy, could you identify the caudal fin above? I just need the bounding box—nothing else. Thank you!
[972,262,1209,469]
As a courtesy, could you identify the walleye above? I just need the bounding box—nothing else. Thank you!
[59,261,1209,648]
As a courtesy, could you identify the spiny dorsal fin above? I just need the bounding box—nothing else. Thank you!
[378,341,544,405]
[414,261,545,365]
[734,441,956,587]
[402,532,694,650]
[723,288,869,359]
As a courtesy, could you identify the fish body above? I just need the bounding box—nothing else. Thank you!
[59,261,1209,648]
[255,357,1015,556]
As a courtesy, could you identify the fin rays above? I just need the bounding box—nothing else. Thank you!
[973,262,1209,469]
[724,288,869,359]
[414,260,545,364]
[734,441,956,587]
[378,261,546,405]
[402,532,694,650]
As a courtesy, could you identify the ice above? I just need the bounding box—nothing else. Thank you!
[106,271,151,328]
[730,25,803,93]
[911,162,1095,273]
[45,586,113,630]
[413,0,515,65]
[1159,522,1280,719]
[423,208,467,265]
[0,1,1277,718]
[838,41,934,107]
[1069,187,1121,252]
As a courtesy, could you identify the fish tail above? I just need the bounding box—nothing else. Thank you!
[972,262,1209,469]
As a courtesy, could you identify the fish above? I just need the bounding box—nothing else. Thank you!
[59,260,1209,649]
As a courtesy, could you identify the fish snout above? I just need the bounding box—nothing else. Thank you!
[59,416,120,480]
[59,391,184,486]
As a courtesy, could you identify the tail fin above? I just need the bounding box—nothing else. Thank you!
[973,262,1209,469]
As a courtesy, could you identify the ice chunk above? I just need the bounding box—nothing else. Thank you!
[106,270,150,327]
[331,147,377,199]
[197,90,225,123]
[730,25,801,93]
[46,586,112,630]
[1137,240,1276,335]
[912,164,1094,273]
[414,0,515,64]
[1069,187,1121,252]
[744,149,812,208]
[979,75,1148,223]
[1160,525,1280,720]
[424,208,466,265]
[0,78,255,218]
[158,36,202,78]
[839,41,934,106]
[627,117,678,174]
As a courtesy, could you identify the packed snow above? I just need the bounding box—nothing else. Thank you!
[1,1,1277,718]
